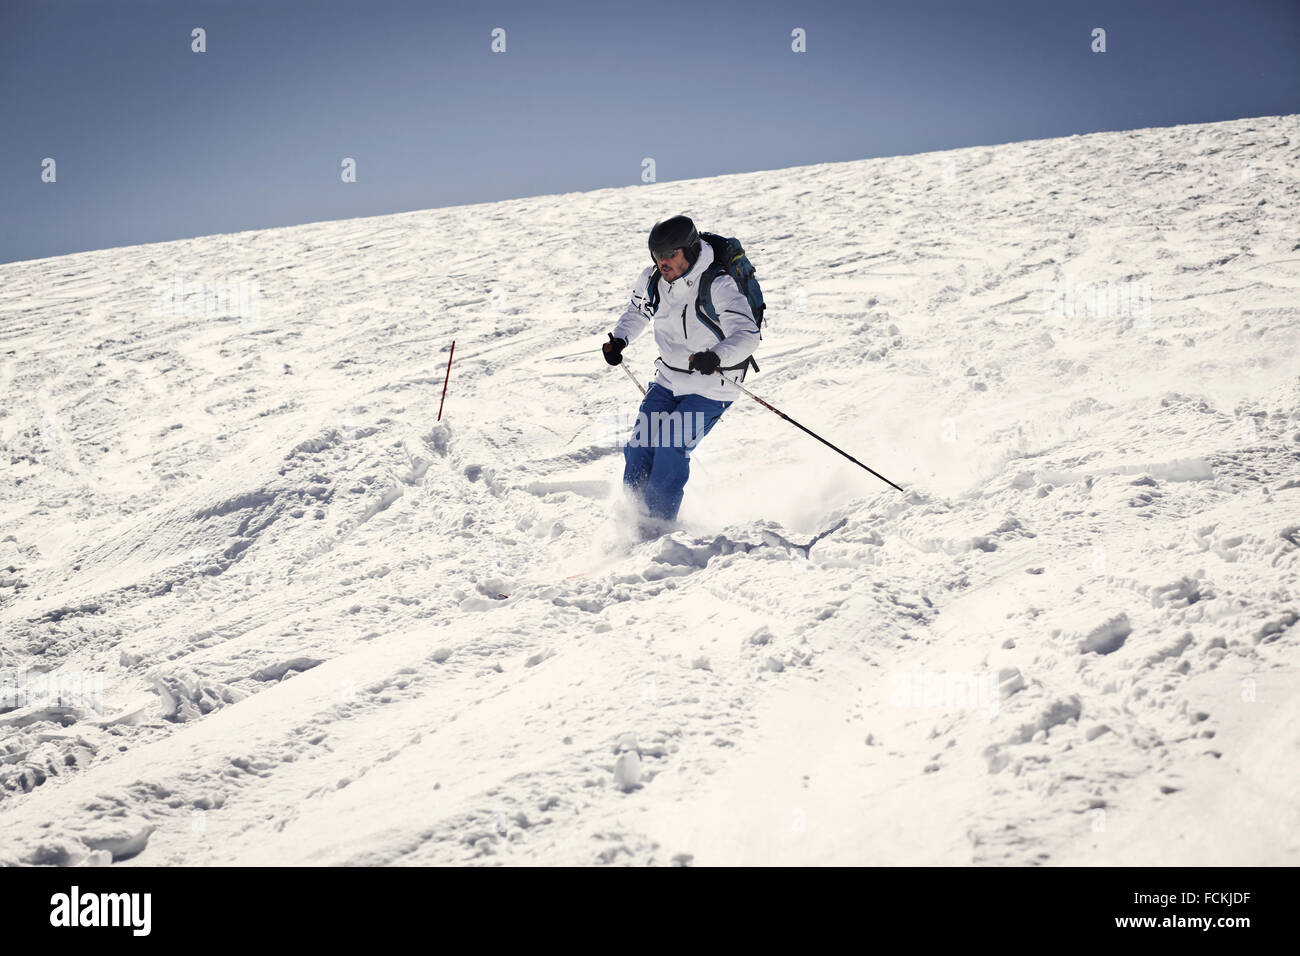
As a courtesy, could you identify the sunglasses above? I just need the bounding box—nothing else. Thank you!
[651,247,682,263]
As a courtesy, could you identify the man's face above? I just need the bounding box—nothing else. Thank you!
[654,247,689,281]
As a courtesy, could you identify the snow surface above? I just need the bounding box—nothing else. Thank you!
[1,114,1298,866]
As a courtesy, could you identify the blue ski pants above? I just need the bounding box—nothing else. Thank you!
[622,382,732,521]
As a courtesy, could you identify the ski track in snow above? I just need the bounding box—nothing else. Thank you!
[1,114,1298,866]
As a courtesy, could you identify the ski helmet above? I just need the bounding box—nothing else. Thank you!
[648,215,700,265]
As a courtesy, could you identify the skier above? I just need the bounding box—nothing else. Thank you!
[601,215,760,534]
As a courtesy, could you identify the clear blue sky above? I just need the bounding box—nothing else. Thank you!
[1,0,1296,264]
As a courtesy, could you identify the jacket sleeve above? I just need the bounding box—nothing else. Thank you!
[611,266,655,344]
[707,274,760,369]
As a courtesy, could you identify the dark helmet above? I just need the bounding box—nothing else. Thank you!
[648,215,700,265]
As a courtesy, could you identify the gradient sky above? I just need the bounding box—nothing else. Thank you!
[1,0,1297,264]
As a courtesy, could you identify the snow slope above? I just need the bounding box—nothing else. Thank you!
[1,113,1297,866]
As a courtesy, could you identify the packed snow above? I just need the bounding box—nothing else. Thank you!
[1,113,1297,866]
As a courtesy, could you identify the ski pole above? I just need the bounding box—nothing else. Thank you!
[717,371,905,493]
[619,361,646,397]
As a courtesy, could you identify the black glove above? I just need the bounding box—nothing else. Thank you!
[602,333,627,366]
[688,350,721,374]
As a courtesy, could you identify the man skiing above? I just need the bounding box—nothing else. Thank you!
[602,215,760,532]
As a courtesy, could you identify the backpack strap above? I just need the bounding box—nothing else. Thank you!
[695,269,761,373]
[644,267,661,312]
[694,269,728,340]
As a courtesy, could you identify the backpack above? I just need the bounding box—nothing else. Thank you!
[645,231,765,373]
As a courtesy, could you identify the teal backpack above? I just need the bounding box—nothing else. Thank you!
[645,231,765,372]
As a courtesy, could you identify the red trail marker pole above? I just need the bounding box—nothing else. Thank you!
[437,340,456,421]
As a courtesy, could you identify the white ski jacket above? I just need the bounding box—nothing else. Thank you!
[611,239,759,402]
